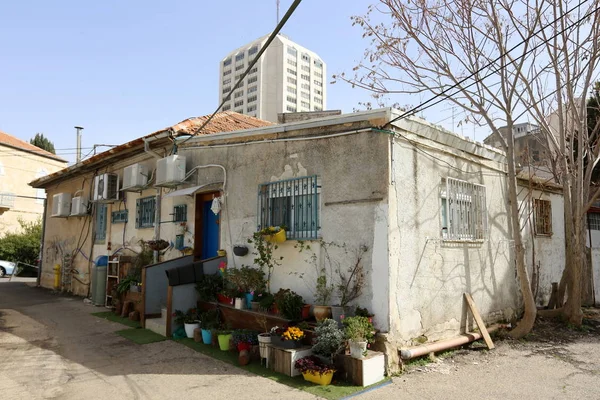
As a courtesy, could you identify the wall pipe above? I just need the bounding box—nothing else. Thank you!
[399,325,503,360]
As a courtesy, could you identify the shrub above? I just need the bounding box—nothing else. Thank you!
[312,319,345,362]
[0,219,42,266]
[342,316,375,343]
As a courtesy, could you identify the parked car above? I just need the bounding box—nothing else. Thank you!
[0,260,16,277]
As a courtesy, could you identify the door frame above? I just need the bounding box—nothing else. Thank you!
[194,192,221,260]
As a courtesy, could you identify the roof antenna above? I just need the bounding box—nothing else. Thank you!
[277,0,280,24]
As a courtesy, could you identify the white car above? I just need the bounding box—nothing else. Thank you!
[0,260,16,277]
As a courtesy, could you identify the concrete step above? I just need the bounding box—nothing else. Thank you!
[145,317,166,337]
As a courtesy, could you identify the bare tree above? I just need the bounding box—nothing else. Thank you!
[337,0,600,330]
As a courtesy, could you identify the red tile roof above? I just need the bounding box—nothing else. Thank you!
[0,130,67,162]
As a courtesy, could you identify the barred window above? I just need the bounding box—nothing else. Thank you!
[136,196,156,229]
[172,204,187,222]
[589,213,600,230]
[441,178,487,241]
[258,176,321,240]
[534,199,552,235]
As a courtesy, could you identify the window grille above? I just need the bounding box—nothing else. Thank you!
[442,178,487,241]
[111,209,128,224]
[534,199,552,235]
[589,213,600,230]
[136,196,156,229]
[173,204,187,223]
[95,204,107,243]
[258,176,320,240]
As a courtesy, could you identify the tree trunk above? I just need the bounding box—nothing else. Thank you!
[562,227,584,325]
[506,133,537,339]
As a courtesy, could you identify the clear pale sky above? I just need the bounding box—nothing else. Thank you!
[0,0,485,164]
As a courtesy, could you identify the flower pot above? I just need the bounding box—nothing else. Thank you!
[301,304,311,320]
[302,370,334,386]
[250,301,260,312]
[217,293,234,305]
[258,333,271,359]
[233,246,249,256]
[218,334,232,351]
[349,340,368,359]
[184,322,200,339]
[264,229,286,243]
[313,305,332,322]
[217,249,227,257]
[234,297,245,309]
[237,342,252,352]
[201,329,212,345]
[245,293,254,309]
[273,339,301,349]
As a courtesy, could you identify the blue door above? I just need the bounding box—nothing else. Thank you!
[201,199,219,259]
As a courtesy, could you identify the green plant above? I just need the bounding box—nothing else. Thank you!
[335,246,368,307]
[200,309,219,330]
[342,316,375,343]
[116,276,139,295]
[248,231,283,293]
[315,268,334,305]
[294,356,335,376]
[196,274,224,302]
[257,292,275,311]
[0,218,42,266]
[240,266,266,293]
[173,308,199,325]
[274,288,304,320]
[312,319,345,362]
[232,329,259,346]
[354,306,373,318]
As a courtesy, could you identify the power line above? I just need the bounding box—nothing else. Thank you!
[179,0,303,146]
[387,0,592,126]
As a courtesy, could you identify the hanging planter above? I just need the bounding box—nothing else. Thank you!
[259,226,287,243]
[233,246,249,256]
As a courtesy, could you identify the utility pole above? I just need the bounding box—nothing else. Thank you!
[74,126,84,163]
[277,0,280,24]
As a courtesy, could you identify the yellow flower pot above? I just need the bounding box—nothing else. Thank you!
[302,370,334,386]
[264,229,286,243]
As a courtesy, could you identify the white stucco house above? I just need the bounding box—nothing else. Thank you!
[30,108,567,370]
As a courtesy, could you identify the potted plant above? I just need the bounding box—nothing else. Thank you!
[259,226,287,243]
[200,309,219,345]
[116,276,139,296]
[231,329,259,352]
[196,274,224,303]
[173,308,200,339]
[274,288,304,321]
[272,326,305,349]
[312,319,345,364]
[313,267,334,322]
[294,356,336,386]
[257,291,275,313]
[342,316,375,359]
[248,230,283,293]
[355,306,375,325]
[240,266,266,309]
[216,327,233,351]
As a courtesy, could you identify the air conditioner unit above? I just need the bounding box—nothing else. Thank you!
[93,173,119,202]
[51,193,72,217]
[70,196,89,216]
[122,163,148,191]
[155,155,186,187]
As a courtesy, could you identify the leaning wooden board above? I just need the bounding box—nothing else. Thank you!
[464,293,495,350]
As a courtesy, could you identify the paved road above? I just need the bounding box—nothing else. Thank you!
[1,279,600,400]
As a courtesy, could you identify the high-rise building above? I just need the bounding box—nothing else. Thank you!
[218,34,326,123]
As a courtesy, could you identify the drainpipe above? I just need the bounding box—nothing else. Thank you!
[399,324,504,360]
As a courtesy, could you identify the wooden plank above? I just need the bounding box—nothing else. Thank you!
[464,293,495,350]
[166,285,173,338]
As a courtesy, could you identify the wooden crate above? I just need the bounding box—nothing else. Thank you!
[267,345,313,377]
[336,351,385,387]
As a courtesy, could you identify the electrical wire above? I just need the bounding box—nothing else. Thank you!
[386,0,593,126]
[178,0,303,146]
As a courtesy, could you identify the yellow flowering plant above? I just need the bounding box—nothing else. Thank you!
[281,326,305,341]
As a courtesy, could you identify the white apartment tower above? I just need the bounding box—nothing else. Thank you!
[219,34,327,123]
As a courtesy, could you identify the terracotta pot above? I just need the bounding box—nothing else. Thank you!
[237,342,252,352]
[217,293,234,305]
[301,304,311,320]
[313,305,332,322]
[238,349,250,366]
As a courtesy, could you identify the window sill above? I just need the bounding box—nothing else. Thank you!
[535,233,553,237]
[440,238,485,244]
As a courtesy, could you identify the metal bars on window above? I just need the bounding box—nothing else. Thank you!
[534,199,552,235]
[589,213,600,230]
[173,204,187,222]
[258,175,320,240]
[444,178,487,241]
[136,196,156,229]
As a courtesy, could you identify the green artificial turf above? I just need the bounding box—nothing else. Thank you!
[91,311,142,329]
[116,328,167,344]
[176,338,390,400]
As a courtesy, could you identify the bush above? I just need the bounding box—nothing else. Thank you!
[0,219,42,266]
[312,319,345,362]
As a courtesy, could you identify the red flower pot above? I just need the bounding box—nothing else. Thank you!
[301,304,311,320]
[237,342,252,352]
[217,293,234,305]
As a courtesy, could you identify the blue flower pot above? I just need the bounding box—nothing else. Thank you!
[245,293,254,309]
[201,329,212,345]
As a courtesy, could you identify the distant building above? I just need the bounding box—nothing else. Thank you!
[483,122,553,166]
[0,130,66,233]
[218,34,326,123]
